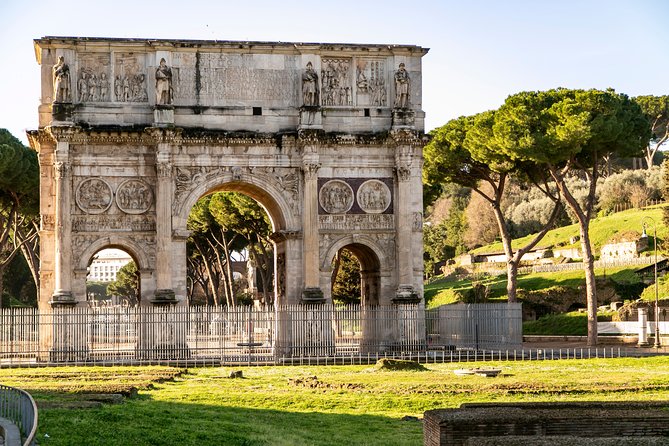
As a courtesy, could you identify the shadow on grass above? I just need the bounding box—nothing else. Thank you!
[36,397,423,446]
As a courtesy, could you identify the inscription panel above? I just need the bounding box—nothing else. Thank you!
[173,53,299,106]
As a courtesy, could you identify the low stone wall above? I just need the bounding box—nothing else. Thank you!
[423,401,669,446]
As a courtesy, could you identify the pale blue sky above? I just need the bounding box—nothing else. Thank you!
[1,0,667,144]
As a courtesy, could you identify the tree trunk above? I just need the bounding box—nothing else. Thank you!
[197,239,220,306]
[331,250,342,295]
[579,222,598,346]
[220,231,235,306]
[549,165,598,346]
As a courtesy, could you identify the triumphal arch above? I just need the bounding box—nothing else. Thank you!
[28,37,428,311]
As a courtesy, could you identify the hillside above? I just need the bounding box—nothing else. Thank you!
[470,205,667,255]
[425,205,668,310]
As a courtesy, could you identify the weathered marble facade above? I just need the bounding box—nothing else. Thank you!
[28,37,428,310]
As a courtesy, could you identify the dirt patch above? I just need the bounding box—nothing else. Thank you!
[288,376,363,390]
[373,358,426,371]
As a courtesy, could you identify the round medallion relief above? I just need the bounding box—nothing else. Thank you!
[116,179,153,214]
[319,180,354,214]
[75,178,113,214]
[356,179,391,214]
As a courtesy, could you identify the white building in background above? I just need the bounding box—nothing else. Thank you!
[87,249,133,282]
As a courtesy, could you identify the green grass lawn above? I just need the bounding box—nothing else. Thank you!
[3,358,669,445]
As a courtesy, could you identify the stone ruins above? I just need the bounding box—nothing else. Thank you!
[28,37,429,310]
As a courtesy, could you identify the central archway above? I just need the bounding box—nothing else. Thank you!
[174,175,300,306]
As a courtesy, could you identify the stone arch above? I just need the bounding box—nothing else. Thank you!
[77,236,150,271]
[322,235,388,306]
[173,174,298,233]
[74,235,154,305]
[322,235,387,271]
[173,174,300,306]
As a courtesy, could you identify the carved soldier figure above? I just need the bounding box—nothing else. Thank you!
[78,71,88,102]
[302,62,319,107]
[99,73,109,101]
[394,63,410,108]
[52,56,71,102]
[155,58,173,105]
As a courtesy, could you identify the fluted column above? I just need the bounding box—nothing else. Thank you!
[393,132,420,303]
[300,131,324,302]
[51,142,74,304]
[153,147,175,303]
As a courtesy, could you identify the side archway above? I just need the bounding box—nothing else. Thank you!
[321,235,389,306]
[75,236,154,305]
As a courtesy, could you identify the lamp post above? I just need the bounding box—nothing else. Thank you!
[641,216,661,348]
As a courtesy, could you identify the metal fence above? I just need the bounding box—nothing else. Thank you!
[0,303,522,366]
[0,384,38,446]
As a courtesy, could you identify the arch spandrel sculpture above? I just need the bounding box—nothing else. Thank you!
[28,37,428,311]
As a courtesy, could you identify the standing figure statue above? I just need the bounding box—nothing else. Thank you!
[302,62,319,107]
[394,63,410,108]
[155,58,173,105]
[52,56,71,103]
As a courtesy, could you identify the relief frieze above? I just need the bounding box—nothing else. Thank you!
[319,214,395,231]
[72,214,155,232]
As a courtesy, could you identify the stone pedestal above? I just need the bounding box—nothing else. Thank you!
[48,299,88,362]
[152,289,176,303]
[51,102,75,125]
[154,107,175,127]
[391,108,415,129]
[392,285,421,304]
[298,107,323,129]
[136,293,190,360]
[301,287,325,304]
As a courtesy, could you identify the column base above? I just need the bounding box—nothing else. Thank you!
[50,290,76,306]
[301,287,325,304]
[392,285,421,304]
[151,289,177,305]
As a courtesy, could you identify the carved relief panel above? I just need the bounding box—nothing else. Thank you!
[318,178,393,215]
[76,53,111,103]
[113,53,148,103]
[355,59,386,107]
[75,178,113,214]
[321,58,352,106]
[319,180,354,214]
[116,179,153,214]
[74,177,154,215]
